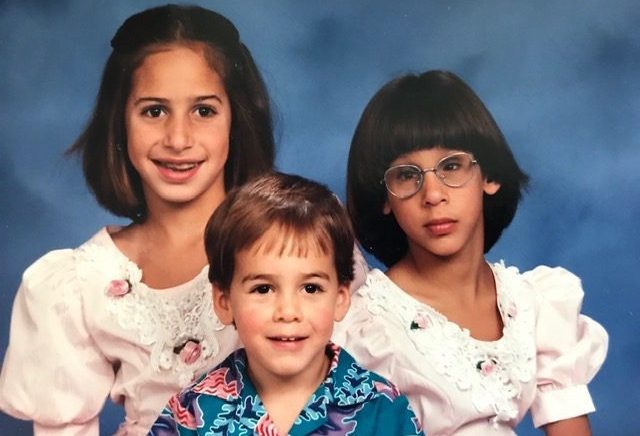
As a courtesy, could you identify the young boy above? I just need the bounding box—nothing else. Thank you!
[149,172,423,435]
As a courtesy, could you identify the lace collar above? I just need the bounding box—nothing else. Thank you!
[74,227,226,385]
[361,263,536,425]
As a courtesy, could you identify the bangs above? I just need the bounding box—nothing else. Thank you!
[382,79,493,163]
[247,225,332,259]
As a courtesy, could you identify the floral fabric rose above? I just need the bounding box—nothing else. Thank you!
[410,310,431,330]
[476,358,498,376]
[106,279,131,297]
[178,340,202,365]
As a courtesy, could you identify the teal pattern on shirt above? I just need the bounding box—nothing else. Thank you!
[149,343,424,435]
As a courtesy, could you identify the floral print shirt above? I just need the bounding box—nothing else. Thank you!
[149,343,424,435]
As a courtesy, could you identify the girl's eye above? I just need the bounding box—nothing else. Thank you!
[195,106,217,117]
[142,106,165,118]
[303,284,323,294]
[393,167,420,181]
[251,284,272,295]
[439,158,462,172]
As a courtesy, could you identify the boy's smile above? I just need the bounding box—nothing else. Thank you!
[213,226,350,390]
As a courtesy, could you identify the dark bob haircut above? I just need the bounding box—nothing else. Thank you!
[347,70,529,267]
[205,172,355,291]
[68,4,275,221]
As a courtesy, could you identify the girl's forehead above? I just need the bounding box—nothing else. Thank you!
[136,41,224,78]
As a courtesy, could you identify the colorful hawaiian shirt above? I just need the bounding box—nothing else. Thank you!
[149,343,424,435]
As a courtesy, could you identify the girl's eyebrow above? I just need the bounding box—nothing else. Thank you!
[195,94,223,102]
[131,94,223,105]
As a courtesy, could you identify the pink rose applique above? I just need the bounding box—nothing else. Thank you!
[410,311,431,330]
[476,358,498,376]
[178,340,202,365]
[106,279,131,297]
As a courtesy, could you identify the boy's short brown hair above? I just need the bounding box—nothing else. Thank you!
[205,172,355,291]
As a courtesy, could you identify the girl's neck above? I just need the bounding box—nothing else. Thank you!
[387,244,503,341]
[142,190,225,239]
[112,195,224,289]
[388,242,491,306]
[142,206,209,242]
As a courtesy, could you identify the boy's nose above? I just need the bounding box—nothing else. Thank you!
[274,293,302,322]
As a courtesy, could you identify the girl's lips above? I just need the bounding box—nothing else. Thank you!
[425,219,456,236]
[153,159,203,182]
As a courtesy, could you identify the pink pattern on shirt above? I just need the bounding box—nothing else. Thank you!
[168,395,197,430]
[255,414,280,436]
[192,367,239,399]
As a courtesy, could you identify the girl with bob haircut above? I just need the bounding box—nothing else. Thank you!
[0,4,274,435]
[334,70,608,435]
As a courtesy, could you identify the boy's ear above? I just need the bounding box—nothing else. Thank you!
[212,283,234,326]
[333,284,351,322]
[483,178,501,196]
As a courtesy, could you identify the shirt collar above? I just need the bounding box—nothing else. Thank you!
[190,342,396,408]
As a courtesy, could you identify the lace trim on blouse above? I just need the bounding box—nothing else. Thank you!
[74,238,224,386]
[362,263,536,426]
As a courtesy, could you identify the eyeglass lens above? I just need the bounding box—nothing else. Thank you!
[384,153,476,198]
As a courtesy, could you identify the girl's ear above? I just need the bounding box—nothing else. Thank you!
[382,199,391,215]
[483,178,501,196]
[333,284,351,322]
[212,283,234,326]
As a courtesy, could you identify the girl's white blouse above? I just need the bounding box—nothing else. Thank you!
[332,263,608,436]
[0,227,241,435]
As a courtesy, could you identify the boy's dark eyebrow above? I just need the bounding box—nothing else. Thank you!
[302,271,331,281]
[131,94,223,105]
[240,271,331,283]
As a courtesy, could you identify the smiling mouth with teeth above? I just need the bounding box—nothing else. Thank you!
[155,160,202,171]
[271,337,304,342]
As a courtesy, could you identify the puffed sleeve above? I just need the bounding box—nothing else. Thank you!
[0,250,114,435]
[349,243,370,294]
[524,266,609,428]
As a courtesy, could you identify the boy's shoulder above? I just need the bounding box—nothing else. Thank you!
[327,344,424,435]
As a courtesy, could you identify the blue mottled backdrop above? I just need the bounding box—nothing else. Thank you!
[1,1,638,434]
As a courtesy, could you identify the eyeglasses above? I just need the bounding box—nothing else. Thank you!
[382,152,478,199]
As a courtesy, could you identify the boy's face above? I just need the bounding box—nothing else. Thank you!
[213,227,350,389]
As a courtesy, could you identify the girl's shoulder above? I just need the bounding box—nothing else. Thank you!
[359,268,403,295]
[490,261,585,305]
[20,226,133,299]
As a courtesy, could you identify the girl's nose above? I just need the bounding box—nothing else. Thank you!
[163,115,193,151]
[420,171,447,206]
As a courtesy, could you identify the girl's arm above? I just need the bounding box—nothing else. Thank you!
[543,415,591,436]
[525,266,608,430]
[0,249,113,435]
